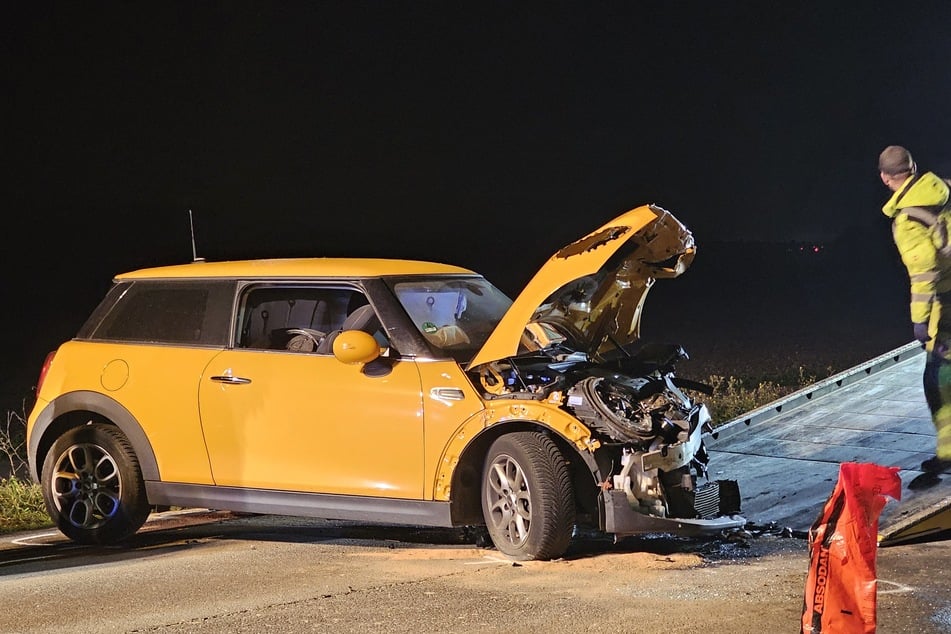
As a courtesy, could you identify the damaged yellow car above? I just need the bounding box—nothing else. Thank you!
[27,204,745,560]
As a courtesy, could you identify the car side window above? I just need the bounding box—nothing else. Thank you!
[83,280,235,346]
[237,286,382,354]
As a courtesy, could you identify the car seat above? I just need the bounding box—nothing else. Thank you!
[315,304,381,354]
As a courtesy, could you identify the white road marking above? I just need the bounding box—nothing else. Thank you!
[10,532,60,546]
[877,578,915,594]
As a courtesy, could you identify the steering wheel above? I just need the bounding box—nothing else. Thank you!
[285,328,326,352]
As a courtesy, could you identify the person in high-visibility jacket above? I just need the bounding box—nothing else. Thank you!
[880,145,951,474]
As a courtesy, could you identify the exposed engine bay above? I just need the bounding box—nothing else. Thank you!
[462,204,744,541]
[475,339,742,532]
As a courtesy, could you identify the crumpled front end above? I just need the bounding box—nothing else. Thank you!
[470,204,745,540]
[474,341,746,539]
[559,350,744,536]
[585,395,745,538]
[483,344,746,536]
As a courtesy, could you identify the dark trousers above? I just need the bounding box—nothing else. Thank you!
[923,355,943,416]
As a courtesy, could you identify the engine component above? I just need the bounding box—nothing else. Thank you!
[567,375,691,445]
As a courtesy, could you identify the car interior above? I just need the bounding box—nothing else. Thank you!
[238,287,381,353]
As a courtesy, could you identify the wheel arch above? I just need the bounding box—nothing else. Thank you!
[447,419,603,527]
[28,390,159,484]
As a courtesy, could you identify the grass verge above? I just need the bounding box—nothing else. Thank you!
[704,366,829,425]
[0,478,50,533]
[0,404,53,534]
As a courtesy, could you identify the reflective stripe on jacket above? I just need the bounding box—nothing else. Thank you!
[882,172,951,324]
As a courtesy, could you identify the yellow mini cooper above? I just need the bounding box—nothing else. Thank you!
[27,204,745,560]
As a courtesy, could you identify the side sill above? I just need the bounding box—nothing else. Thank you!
[145,482,454,528]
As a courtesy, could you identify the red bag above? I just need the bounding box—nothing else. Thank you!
[801,462,901,633]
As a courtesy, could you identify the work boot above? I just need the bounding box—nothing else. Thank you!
[920,455,951,473]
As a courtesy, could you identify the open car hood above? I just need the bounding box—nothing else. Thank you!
[467,204,695,368]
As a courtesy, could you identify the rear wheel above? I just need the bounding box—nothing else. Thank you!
[41,423,150,544]
[481,432,575,560]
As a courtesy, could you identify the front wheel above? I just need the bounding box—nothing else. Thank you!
[41,423,150,544]
[481,432,575,560]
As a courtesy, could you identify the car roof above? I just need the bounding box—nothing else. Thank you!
[115,258,477,280]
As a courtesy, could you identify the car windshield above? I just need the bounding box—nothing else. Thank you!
[391,277,512,358]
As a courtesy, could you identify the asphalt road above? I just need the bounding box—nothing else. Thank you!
[1,510,949,633]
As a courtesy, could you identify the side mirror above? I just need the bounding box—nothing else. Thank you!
[332,330,381,365]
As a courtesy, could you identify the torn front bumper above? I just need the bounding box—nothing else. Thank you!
[600,479,747,538]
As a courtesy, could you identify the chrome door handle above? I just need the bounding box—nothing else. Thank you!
[210,375,252,385]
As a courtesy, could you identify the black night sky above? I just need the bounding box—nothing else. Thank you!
[4,2,951,408]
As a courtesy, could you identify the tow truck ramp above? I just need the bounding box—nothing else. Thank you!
[705,341,950,545]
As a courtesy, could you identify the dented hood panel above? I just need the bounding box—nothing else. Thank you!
[468,204,695,368]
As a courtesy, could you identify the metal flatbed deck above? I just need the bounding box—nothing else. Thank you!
[705,341,950,544]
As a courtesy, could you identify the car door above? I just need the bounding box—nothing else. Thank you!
[197,285,426,498]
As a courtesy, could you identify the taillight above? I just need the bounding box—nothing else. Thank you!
[35,350,56,396]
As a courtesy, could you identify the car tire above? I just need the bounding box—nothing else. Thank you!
[41,423,151,544]
[481,431,575,561]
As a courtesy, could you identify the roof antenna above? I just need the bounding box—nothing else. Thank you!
[188,209,205,262]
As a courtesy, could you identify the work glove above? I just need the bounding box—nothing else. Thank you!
[913,322,931,344]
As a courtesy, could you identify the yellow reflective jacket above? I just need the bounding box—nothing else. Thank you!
[882,171,951,324]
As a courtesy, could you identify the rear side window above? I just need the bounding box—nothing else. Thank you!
[80,280,235,345]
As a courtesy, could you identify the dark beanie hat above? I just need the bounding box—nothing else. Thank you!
[879,145,917,176]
